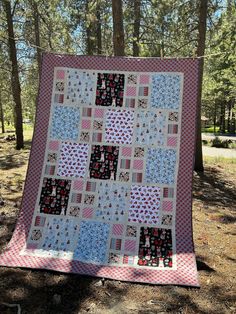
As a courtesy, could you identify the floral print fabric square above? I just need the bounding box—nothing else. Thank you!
[89,145,119,180]
[146,148,177,184]
[128,185,161,224]
[74,221,110,263]
[39,178,71,215]
[151,74,182,109]
[50,105,80,141]
[105,109,134,145]
[95,73,125,107]
[57,142,89,178]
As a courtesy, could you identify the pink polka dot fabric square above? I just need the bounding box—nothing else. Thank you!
[139,74,150,84]
[48,140,60,151]
[56,69,65,80]
[94,108,104,119]
[81,120,91,129]
[126,86,137,97]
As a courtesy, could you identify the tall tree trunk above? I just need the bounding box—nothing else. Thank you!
[3,0,24,149]
[194,0,208,172]
[0,89,5,134]
[85,0,93,55]
[112,0,125,56]
[133,0,141,57]
[31,0,41,73]
[96,0,102,54]
[220,102,226,133]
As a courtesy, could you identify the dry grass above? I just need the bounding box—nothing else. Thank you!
[0,134,235,314]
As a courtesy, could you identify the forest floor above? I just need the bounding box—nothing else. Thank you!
[0,132,235,314]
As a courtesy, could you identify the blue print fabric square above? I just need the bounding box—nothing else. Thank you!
[74,221,110,263]
[151,74,181,109]
[146,148,177,184]
[50,105,80,140]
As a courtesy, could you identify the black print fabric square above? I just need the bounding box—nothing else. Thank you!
[39,178,71,215]
[89,145,119,180]
[138,227,172,267]
[95,73,125,107]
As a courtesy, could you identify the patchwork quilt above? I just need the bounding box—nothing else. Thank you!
[0,54,200,286]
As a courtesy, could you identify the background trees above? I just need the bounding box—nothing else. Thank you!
[0,0,235,161]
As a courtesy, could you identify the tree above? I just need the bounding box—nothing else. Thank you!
[194,0,208,172]
[112,0,125,56]
[3,0,24,149]
[31,0,41,73]
[133,0,141,56]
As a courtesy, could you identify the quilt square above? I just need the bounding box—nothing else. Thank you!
[50,105,80,141]
[57,142,89,178]
[168,111,179,122]
[74,221,110,263]
[125,98,136,108]
[139,74,150,84]
[128,185,161,224]
[95,73,125,107]
[126,225,137,237]
[48,140,60,151]
[135,111,166,145]
[127,74,138,84]
[126,86,137,97]
[123,255,135,265]
[112,224,124,236]
[55,81,64,92]
[105,109,134,145]
[138,227,172,267]
[108,253,122,264]
[89,145,119,180]
[124,240,136,252]
[39,178,71,215]
[40,217,79,252]
[65,70,96,106]
[151,74,182,109]
[110,238,122,250]
[56,69,65,80]
[146,148,177,184]
[96,182,130,222]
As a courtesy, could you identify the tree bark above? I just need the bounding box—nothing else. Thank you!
[3,0,24,149]
[194,0,208,172]
[0,89,5,134]
[85,0,93,55]
[112,0,125,56]
[133,0,141,56]
[96,0,102,54]
[31,0,41,73]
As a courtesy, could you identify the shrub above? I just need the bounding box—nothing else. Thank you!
[211,137,230,148]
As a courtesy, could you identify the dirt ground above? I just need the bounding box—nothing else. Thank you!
[0,136,235,314]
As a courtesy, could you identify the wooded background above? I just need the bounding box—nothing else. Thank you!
[0,0,235,171]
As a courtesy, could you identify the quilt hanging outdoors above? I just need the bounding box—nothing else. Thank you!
[0,54,200,286]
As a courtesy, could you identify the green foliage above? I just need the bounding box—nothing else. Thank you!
[0,0,235,136]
